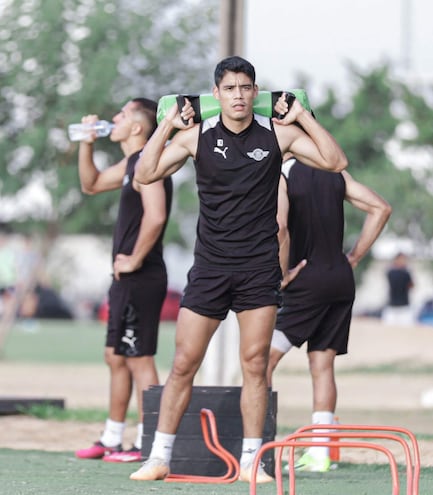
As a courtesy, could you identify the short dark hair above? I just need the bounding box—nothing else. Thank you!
[214,56,256,87]
[131,98,158,138]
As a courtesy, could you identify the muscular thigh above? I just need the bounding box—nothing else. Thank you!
[172,307,220,372]
[238,305,277,361]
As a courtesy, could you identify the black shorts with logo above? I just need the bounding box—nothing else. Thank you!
[106,271,167,357]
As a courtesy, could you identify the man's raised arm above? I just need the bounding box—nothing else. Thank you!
[273,95,348,173]
[134,101,197,184]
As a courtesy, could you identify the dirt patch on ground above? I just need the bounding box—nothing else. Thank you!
[1,317,433,466]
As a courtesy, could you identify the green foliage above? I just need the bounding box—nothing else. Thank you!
[399,85,433,146]
[315,63,433,279]
[2,1,433,260]
[0,0,218,244]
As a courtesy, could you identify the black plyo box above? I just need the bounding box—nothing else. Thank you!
[142,385,277,476]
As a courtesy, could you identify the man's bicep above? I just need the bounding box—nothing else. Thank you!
[93,160,126,192]
[139,180,168,221]
[277,126,324,169]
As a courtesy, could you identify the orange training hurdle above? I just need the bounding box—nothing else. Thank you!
[250,424,421,495]
[165,408,240,484]
[291,424,420,495]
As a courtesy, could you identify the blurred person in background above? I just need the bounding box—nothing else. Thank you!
[18,283,73,320]
[382,252,414,325]
[74,98,173,463]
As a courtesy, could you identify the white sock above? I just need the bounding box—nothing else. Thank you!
[134,423,143,450]
[149,430,176,463]
[100,418,125,447]
[239,438,262,467]
[308,411,334,459]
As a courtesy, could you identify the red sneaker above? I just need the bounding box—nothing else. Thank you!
[75,441,122,459]
[103,446,142,463]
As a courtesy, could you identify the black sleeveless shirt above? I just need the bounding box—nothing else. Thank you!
[283,159,355,303]
[193,114,282,270]
[112,150,173,275]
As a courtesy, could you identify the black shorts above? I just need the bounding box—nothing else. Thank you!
[275,300,353,355]
[181,265,282,320]
[106,271,167,357]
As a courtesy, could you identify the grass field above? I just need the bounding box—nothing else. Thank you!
[0,319,177,367]
[2,448,432,495]
[2,319,433,494]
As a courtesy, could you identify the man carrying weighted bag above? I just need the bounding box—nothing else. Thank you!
[130,55,347,483]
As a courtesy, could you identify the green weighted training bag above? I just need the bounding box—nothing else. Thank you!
[156,89,312,125]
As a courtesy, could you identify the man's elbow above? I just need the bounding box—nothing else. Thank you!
[320,153,348,173]
[134,170,154,185]
[80,185,97,195]
[383,203,393,221]
[373,202,392,227]
[333,154,348,173]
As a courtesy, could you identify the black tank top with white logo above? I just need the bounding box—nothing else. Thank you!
[112,150,173,274]
[193,114,282,270]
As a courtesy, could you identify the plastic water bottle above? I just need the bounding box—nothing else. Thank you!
[67,120,114,142]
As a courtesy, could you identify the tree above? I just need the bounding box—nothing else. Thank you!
[311,63,433,275]
[0,0,217,242]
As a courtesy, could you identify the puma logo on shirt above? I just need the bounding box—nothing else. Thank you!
[214,146,228,159]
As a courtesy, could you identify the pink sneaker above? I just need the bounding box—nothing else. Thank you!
[75,441,122,459]
[103,447,142,463]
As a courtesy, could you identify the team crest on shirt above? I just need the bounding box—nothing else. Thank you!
[247,148,270,161]
[214,139,228,159]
